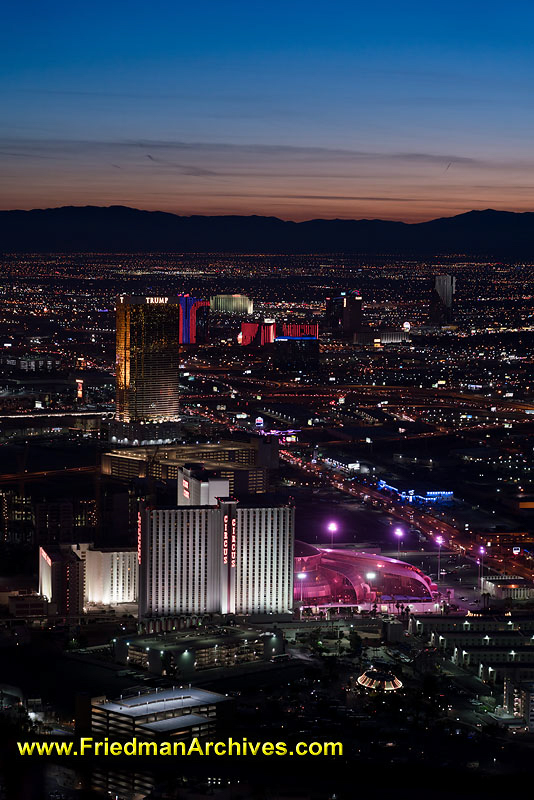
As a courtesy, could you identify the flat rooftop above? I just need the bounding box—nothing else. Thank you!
[149,496,292,511]
[185,459,265,474]
[40,546,82,565]
[94,687,227,718]
[125,628,263,653]
[105,441,257,462]
[412,613,534,621]
[458,645,534,653]
[438,630,533,639]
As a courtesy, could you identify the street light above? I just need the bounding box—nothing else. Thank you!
[297,572,307,603]
[297,572,307,619]
[394,527,403,557]
[479,546,485,592]
[436,535,444,582]
[327,521,338,547]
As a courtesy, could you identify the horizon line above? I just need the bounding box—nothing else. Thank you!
[0,203,531,226]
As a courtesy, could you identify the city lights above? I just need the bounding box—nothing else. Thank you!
[2,4,534,793]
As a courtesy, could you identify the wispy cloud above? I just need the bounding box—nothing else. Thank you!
[0,136,485,165]
[2,137,534,222]
[145,153,217,176]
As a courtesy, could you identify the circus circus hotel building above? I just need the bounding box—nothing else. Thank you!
[294,542,436,611]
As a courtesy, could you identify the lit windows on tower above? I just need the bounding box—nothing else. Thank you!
[115,294,209,423]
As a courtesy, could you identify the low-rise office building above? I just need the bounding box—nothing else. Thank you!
[479,661,534,684]
[113,627,284,677]
[504,678,534,730]
[452,644,534,670]
[409,613,534,637]
[411,612,534,683]
[481,575,534,601]
[102,437,279,481]
[430,629,533,652]
[7,593,51,618]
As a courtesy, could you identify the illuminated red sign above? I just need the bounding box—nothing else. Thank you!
[137,512,142,564]
[231,517,237,568]
[182,478,190,499]
[40,546,51,567]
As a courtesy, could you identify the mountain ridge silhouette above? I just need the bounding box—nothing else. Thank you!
[1,205,533,256]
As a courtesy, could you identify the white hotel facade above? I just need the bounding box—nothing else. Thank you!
[138,499,294,619]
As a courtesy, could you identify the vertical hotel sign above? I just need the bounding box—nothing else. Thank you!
[223,515,229,565]
[222,506,237,614]
[137,511,142,564]
[222,514,237,568]
[231,517,236,567]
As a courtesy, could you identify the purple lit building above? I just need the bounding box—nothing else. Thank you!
[294,542,435,605]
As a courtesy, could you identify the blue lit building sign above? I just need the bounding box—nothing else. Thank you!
[378,480,453,504]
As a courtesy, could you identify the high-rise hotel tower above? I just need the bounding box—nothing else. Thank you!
[325,290,363,338]
[430,275,456,325]
[138,499,294,619]
[115,295,209,423]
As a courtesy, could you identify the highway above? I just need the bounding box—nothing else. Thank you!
[279,447,534,585]
[0,466,98,484]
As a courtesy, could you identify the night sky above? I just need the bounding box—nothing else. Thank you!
[2,0,534,221]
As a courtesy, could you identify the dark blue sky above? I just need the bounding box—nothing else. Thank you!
[2,0,533,220]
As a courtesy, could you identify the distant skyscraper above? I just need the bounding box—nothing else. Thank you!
[115,294,209,423]
[281,322,319,338]
[178,294,210,344]
[325,290,363,338]
[210,294,253,315]
[116,296,182,423]
[430,275,456,325]
[138,498,294,618]
[239,320,276,346]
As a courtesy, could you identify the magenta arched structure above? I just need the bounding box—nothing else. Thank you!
[294,542,434,605]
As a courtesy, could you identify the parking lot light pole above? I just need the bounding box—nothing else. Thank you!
[436,536,444,582]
